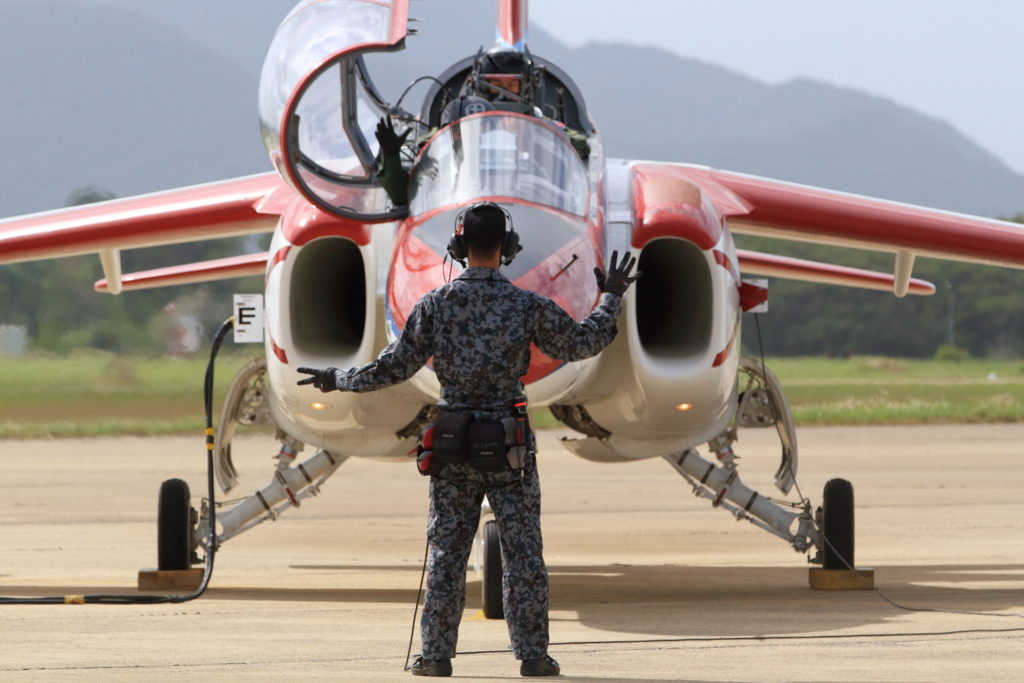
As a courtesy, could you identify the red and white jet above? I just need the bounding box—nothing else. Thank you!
[2,0,1023,608]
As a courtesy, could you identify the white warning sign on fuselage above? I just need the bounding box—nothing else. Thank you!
[233,294,265,344]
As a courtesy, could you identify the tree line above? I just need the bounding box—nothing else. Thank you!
[738,216,1024,359]
[0,188,266,354]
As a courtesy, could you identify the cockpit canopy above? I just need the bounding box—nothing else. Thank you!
[257,0,595,225]
[258,0,408,221]
[409,113,589,218]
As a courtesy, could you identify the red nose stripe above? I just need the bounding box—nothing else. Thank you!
[389,232,447,330]
[389,230,600,386]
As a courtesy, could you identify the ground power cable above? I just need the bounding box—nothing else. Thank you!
[0,317,234,606]
[444,314,1024,658]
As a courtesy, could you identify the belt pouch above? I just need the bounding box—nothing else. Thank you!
[502,417,526,470]
[468,421,507,472]
[433,411,471,464]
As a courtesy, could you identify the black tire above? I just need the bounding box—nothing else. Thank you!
[158,479,193,571]
[481,520,504,619]
[822,478,855,570]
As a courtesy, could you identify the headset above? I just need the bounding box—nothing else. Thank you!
[447,201,522,267]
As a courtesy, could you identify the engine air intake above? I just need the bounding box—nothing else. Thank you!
[290,238,366,357]
[636,239,713,358]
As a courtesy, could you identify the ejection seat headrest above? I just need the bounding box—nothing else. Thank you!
[440,96,494,127]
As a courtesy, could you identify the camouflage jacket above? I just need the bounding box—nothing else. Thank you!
[337,267,620,411]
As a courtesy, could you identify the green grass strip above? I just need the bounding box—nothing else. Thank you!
[0,417,208,439]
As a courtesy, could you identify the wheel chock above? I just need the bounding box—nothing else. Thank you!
[809,568,874,591]
[137,568,204,592]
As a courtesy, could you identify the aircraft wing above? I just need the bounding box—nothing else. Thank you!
[629,162,1024,295]
[736,249,936,295]
[0,173,290,293]
[94,252,270,293]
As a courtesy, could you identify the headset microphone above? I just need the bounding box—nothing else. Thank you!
[447,202,522,267]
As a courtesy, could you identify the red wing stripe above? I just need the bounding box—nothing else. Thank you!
[676,165,1024,269]
[0,173,285,265]
[94,253,268,293]
[737,249,936,295]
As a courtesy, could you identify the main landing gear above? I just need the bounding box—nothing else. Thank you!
[665,357,856,574]
[157,478,198,571]
[154,357,349,571]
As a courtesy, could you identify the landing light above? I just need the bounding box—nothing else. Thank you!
[675,403,693,411]
[310,402,329,410]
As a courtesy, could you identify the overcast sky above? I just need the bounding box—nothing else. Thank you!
[532,0,1024,174]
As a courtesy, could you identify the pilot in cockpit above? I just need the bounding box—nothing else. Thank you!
[375,47,590,208]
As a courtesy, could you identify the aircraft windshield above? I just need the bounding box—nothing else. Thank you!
[408,114,589,217]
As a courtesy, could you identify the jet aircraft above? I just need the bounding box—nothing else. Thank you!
[2,0,1024,615]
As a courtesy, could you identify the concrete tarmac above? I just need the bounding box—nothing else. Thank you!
[1,425,1022,681]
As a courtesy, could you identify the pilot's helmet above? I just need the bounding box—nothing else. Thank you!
[476,47,530,101]
[440,96,494,127]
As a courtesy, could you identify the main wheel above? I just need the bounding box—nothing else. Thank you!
[822,478,855,570]
[158,478,194,571]
[481,519,504,619]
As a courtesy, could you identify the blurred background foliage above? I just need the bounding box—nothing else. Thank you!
[0,187,268,355]
[738,214,1024,359]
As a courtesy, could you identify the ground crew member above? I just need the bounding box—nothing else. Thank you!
[297,203,640,677]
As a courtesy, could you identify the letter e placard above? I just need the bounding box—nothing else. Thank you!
[233,294,265,343]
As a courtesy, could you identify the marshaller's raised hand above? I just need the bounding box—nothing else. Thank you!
[374,116,411,157]
[297,367,339,393]
[594,250,641,297]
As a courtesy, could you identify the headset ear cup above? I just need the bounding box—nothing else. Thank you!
[448,233,468,264]
[502,228,520,265]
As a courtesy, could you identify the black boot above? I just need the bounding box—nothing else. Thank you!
[410,655,452,677]
[520,655,560,677]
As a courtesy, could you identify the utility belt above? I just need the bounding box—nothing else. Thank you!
[416,403,531,477]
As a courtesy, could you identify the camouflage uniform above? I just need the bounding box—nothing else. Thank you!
[338,267,621,660]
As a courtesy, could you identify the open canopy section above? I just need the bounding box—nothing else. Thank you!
[259,0,409,221]
[408,113,589,218]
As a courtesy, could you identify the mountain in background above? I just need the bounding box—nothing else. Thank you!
[0,1,268,216]
[2,0,1023,219]
[2,0,1021,357]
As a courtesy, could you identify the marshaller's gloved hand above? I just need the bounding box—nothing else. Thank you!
[374,116,410,157]
[297,367,339,393]
[594,250,642,298]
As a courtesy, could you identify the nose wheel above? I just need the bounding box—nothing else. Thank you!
[480,519,504,619]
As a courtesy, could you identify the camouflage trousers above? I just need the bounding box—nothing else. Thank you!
[420,459,548,660]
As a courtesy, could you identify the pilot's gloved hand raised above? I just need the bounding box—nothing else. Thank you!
[594,250,642,298]
[297,367,339,393]
[375,117,411,157]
